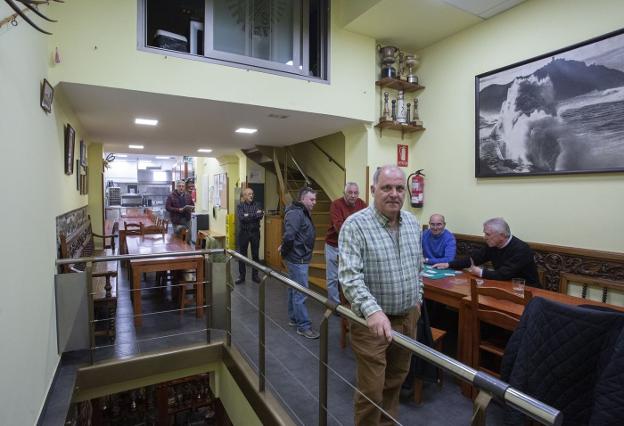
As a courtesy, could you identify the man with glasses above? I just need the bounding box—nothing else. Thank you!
[324,182,367,304]
[422,213,456,265]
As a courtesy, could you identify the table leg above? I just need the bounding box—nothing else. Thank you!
[132,266,142,327]
[459,301,473,397]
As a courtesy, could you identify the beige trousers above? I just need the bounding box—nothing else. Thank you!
[350,307,419,426]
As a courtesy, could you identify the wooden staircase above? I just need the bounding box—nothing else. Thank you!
[242,146,334,292]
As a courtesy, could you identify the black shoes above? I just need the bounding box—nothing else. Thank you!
[235,277,245,285]
[252,275,261,283]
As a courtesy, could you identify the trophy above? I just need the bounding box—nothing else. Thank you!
[378,45,398,79]
[397,51,405,80]
[405,54,419,84]
[411,98,423,126]
[391,99,397,122]
[381,92,392,122]
[406,103,411,125]
[396,90,406,124]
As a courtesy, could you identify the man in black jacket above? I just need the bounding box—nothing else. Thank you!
[280,187,319,339]
[235,188,264,284]
[434,217,540,287]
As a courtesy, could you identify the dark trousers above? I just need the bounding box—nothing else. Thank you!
[238,229,260,279]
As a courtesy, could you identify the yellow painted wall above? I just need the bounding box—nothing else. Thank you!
[289,133,346,200]
[215,364,263,426]
[363,0,624,252]
[47,0,376,122]
[88,143,104,234]
[0,3,91,423]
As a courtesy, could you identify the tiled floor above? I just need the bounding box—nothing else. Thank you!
[42,259,506,425]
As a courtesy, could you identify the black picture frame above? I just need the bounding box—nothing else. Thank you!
[40,78,54,113]
[80,140,87,167]
[475,28,624,177]
[65,124,75,175]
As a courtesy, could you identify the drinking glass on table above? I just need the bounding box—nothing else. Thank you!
[512,278,525,296]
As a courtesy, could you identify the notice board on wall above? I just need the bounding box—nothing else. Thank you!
[212,172,227,209]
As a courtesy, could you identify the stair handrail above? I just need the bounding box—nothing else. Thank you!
[311,140,345,172]
[272,148,287,212]
[285,147,312,187]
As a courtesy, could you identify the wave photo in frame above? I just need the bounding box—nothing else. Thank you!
[475,28,624,177]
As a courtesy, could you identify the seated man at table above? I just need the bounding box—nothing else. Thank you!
[422,213,456,265]
[433,217,540,287]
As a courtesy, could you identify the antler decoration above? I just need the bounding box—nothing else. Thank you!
[3,0,64,35]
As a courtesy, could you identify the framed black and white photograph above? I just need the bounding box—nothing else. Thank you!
[64,124,75,175]
[475,28,624,177]
[40,79,54,113]
[80,140,87,167]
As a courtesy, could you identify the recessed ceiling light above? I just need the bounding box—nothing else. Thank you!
[115,154,128,158]
[135,118,158,126]
[235,127,257,134]
[155,156,172,159]
[197,148,213,153]
[129,144,144,149]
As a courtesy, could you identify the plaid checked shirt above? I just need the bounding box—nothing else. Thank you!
[338,205,423,318]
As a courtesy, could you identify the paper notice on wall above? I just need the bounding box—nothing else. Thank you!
[201,174,209,211]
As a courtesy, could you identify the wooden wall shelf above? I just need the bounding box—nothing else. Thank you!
[376,77,425,92]
[375,121,425,139]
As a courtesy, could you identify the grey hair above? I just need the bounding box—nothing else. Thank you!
[372,165,405,185]
[344,182,359,192]
[176,180,186,186]
[483,217,511,237]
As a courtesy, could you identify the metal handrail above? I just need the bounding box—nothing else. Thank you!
[285,147,311,187]
[55,249,562,426]
[225,250,562,426]
[311,140,345,172]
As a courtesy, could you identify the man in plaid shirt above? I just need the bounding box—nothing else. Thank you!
[339,165,423,425]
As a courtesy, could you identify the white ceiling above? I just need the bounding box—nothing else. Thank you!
[60,83,363,158]
[60,0,527,159]
[343,0,526,52]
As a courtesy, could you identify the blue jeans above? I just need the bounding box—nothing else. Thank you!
[286,261,312,332]
[324,243,340,304]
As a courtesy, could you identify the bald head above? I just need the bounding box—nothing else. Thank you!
[428,214,446,236]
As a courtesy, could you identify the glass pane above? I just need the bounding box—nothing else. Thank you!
[269,0,294,65]
[213,0,247,56]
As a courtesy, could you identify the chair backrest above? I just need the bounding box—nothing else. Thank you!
[177,227,188,242]
[559,272,624,307]
[124,221,142,236]
[470,279,533,377]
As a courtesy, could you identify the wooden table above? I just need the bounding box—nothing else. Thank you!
[113,216,156,254]
[423,272,624,396]
[126,234,204,327]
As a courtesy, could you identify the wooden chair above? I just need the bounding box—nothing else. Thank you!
[470,278,533,379]
[559,272,624,307]
[124,221,142,236]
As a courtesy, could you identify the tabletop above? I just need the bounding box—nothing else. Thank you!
[125,234,194,256]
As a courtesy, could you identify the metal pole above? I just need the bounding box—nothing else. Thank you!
[205,253,212,344]
[225,255,232,347]
[86,262,95,365]
[259,274,268,392]
[318,309,331,426]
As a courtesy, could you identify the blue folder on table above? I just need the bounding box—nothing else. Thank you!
[421,265,460,280]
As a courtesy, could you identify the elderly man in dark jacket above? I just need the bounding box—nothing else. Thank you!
[280,187,319,339]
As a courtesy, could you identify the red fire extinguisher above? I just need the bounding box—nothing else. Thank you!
[407,169,425,208]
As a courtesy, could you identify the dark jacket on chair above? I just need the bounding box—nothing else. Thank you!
[501,297,624,426]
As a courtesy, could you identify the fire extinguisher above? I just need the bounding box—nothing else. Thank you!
[407,169,425,208]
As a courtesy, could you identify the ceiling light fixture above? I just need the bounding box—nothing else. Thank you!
[197,148,213,153]
[155,156,172,159]
[129,144,144,149]
[115,154,128,158]
[135,118,158,126]
[235,127,257,134]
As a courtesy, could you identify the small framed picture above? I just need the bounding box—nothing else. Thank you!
[40,79,54,113]
[65,124,75,175]
[80,140,87,167]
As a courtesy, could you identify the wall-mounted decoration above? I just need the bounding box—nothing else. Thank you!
[397,144,409,167]
[76,160,81,190]
[79,140,87,167]
[475,28,624,177]
[64,124,75,175]
[40,78,54,113]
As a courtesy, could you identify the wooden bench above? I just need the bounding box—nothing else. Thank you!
[59,219,118,342]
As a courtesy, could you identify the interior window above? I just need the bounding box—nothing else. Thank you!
[142,0,329,80]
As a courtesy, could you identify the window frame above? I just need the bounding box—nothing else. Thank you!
[137,0,330,83]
